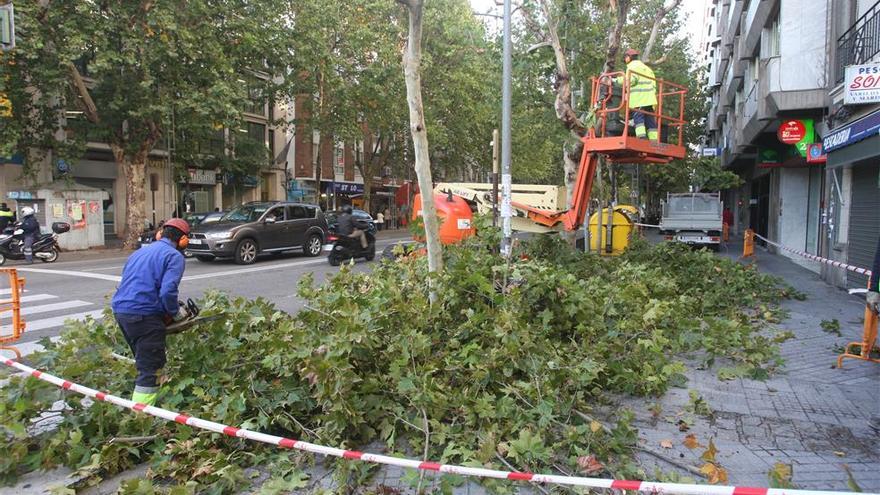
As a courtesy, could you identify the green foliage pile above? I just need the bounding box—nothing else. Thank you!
[1,231,794,492]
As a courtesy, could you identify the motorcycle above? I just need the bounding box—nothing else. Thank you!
[0,221,69,265]
[325,224,376,266]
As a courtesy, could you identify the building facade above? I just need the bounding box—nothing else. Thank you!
[705,0,880,288]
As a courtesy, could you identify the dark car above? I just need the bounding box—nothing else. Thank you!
[188,201,328,264]
[325,209,377,235]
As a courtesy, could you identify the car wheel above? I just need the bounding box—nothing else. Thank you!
[196,255,215,262]
[306,234,322,257]
[235,238,258,265]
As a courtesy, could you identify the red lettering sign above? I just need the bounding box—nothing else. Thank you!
[777,120,806,144]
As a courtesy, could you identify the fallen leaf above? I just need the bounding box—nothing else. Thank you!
[683,434,702,450]
[768,462,793,488]
[700,438,718,463]
[577,455,605,475]
[590,420,603,433]
[834,451,846,457]
[659,439,673,449]
[700,462,729,484]
[677,419,690,432]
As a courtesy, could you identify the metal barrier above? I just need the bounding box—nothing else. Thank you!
[0,268,26,360]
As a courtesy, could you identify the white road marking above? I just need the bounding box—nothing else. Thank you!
[182,258,327,281]
[14,267,122,282]
[0,300,93,320]
[0,288,27,295]
[1,309,105,334]
[80,265,125,272]
[19,294,59,303]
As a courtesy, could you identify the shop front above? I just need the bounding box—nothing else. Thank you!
[823,108,880,289]
[181,167,220,214]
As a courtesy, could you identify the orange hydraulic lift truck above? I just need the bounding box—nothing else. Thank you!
[412,71,688,245]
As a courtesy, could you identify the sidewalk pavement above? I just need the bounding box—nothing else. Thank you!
[612,240,880,490]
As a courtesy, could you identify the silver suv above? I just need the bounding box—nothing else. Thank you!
[188,201,328,264]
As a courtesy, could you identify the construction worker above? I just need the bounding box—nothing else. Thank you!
[111,218,191,406]
[618,48,659,141]
[0,203,14,231]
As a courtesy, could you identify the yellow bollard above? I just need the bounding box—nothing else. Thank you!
[742,228,755,258]
[837,292,880,368]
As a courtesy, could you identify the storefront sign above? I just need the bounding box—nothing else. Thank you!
[844,63,880,105]
[7,190,33,200]
[187,168,217,185]
[332,182,364,194]
[823,108,880,152]
[806,143,826,164]
[778,120,806,144]
[701,147,719,157]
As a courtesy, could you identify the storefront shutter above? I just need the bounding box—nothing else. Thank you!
[846,163,880,289]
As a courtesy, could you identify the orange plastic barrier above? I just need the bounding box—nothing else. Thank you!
[0,269,26,360]
[837,292,879,368]
[742,229,755,258]
[723,223,730,242]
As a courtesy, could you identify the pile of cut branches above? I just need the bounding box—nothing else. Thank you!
[0,226,796,492]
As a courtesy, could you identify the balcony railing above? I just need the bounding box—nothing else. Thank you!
[743,79,758,120]
[836,0,880,83]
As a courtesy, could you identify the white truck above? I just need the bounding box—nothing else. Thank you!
[659,192,723,250]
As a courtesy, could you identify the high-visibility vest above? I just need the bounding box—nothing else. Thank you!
[624,60,657,109]
[0,210,13,218]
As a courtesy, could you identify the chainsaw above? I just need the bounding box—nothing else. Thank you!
[165,298,224,335]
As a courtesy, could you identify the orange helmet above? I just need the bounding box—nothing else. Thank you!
[624,48,640,57]
[163,218,191,236]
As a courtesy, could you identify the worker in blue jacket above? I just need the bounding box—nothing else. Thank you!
[111,218,190,406]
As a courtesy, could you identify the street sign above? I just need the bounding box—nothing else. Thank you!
[844,63,880,105]
[0,3,14,51]
[806,143,826,164]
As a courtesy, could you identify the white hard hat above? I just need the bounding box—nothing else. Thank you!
[21,206,34,216]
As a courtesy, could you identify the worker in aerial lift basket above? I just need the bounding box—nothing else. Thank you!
[111,218,191,406]
[617,48,659,141]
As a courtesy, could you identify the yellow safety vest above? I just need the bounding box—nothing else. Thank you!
[622,60,657,109]
[0,210,13,218]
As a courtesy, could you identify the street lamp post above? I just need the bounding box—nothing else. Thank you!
[500,0,513,257]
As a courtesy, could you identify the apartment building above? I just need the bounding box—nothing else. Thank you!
[705,0,880,288]
[822,0,880,289]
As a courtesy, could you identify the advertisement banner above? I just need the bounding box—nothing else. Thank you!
[844,63,880,105]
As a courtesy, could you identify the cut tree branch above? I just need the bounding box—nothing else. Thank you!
[65,62,100,124]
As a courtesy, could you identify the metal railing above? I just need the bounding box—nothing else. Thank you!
[743,80,758,120]
[836,0,880,83]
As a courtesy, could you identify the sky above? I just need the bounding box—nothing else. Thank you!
[467,0,710,58]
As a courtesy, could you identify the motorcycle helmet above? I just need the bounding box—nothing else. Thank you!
[21,206,35,217]
[342,205,353,214]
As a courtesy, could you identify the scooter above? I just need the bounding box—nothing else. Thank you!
[0,221,69,265]
[325,226,376,266]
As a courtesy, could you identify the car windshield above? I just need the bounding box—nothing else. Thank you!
[221,205,268,223]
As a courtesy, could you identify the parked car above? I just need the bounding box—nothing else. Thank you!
[324,209,377,235]
[188,201,328,264]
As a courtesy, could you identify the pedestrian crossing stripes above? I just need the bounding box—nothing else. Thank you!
[0,291,104,357]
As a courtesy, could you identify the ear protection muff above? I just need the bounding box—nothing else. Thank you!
[156,228,189,250]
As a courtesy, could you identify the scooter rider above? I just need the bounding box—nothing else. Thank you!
[336,205,368,249]
[19,206,40,264]
[111,218,191,406]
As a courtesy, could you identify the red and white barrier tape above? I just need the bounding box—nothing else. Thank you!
[634,222,661,228]
[1,357,872,495]
[753,233,872,277]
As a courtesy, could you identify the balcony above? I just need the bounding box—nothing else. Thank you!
[723,0,744,49]
[836,1,880,83]
[740,0,776,59]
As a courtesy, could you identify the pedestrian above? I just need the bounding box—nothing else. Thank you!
[384,207,392,229]
[19,206,40,265]
[0,203,13,232]
[376,210,385,231]
[616,48,659,141]
[111,218,191,406]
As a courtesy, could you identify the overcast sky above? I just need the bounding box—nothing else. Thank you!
[467,0,709,58]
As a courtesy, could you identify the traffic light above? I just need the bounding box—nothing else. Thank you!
[0,3,14,51]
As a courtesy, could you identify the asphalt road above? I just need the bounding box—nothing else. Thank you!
[1,231,411,352]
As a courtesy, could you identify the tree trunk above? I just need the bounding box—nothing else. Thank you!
[603,0,630,74]
[362,175,372,213]
[642,0,683,63]
[112,145,148,249]
[400,0,442,274]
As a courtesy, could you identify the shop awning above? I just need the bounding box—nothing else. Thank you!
[826,133,880,169]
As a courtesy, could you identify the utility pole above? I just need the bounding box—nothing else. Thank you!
[500,0,512,256]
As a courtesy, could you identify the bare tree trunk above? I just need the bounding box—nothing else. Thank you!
[603,0,630,73]
[113,145,148,249]
[399,0,443,274]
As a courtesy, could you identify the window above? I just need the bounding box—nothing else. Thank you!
[334,140,345,177]
[287,205,308,219]
[243,80,267,116]
[268,129,276,159]
[761,17,780,58]
[266,206,286,221]
[247,122,266,148]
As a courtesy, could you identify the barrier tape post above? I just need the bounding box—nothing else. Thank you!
[722,223,730,243]
[742,229,755,258]
[1,358,876,495]
[837,284,880,368]
[0,268,26,360]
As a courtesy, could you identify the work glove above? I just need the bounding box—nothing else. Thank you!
[867,291,880,314]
